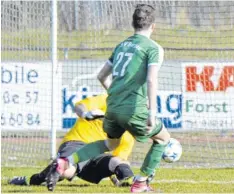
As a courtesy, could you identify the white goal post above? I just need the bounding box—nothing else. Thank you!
[1,1,234,168]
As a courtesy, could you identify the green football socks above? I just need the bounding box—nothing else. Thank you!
[68,140,109,164]
[140,142,166,176]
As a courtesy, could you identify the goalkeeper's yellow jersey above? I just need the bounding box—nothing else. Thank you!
[62,94,134,160]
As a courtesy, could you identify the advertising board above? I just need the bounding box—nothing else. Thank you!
[182,63,234,130]
[62,87,182,130]
[1,62,53,130]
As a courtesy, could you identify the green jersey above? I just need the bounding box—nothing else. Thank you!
[107,34,164,114]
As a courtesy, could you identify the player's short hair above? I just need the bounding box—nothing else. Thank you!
[132,4,156,31]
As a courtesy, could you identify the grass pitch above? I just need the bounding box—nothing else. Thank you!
[1,167,234,193]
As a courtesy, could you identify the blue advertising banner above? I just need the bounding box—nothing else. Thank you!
[62,87,182,130]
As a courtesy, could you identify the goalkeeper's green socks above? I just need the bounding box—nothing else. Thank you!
[67,140,109,164]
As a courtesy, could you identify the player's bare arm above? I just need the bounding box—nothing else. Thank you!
[146,65,158,132]
[97,61,113,90]
[74,103,86,117]
[74,103,104,120]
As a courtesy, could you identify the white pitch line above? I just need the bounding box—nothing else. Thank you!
[152,179,234,184]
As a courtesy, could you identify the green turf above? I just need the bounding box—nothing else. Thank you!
[2,167,234,193]
[2,27,234,61]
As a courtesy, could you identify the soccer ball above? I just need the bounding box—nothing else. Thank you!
[162,138,182,163]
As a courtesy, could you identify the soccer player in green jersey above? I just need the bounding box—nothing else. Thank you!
[46,4,170,193]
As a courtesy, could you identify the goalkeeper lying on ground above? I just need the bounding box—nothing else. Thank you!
[9,94,134,187]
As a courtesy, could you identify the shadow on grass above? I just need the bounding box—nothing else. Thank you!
[58,183,91,188]
[3,190,36,193]
[58,183,112,188]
